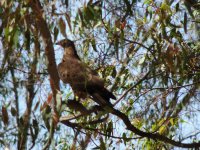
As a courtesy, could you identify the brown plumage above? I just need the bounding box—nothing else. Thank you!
[56,39,116,106]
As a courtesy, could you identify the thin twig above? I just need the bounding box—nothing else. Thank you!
[113,71,150,106]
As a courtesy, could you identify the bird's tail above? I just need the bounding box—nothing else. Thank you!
[91,87,116,106]
[99,87,116,101]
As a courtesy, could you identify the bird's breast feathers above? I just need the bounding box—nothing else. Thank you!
[59,58,93,81]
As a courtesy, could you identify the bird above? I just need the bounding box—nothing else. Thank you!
[56,39,116,106]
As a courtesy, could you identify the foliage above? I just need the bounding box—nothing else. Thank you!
[0,0,200,149]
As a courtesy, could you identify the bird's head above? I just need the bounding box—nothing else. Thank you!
[56,39,80,60]
[56,39,75,48]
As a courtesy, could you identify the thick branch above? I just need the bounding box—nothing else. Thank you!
[111,108,200,148]
[61,99,200,148]
[29,0,60,102]
[29,0,60,149]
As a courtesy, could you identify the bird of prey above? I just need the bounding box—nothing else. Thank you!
[56,39,116,106]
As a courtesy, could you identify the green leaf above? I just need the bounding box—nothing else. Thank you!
[100,137,106,150]
[183,12,187,33]
[78,8,85,28]
[144,0,152,5]
[65,92,73,99]
[24,30,30,50]
[53,26,59,42]
[65,13,72,32]
[158,125,166,134]
[169,118,174,125]
[4,27,12,42]
[87,6,95,20]
[122,133,127,145]
[175,3,179,12]
[91,38,97,52]
[11,107,17,116]
[58,17,66,37]
[161,2,170,11]
[13,28,20,48]
[106,121,113,137]
[2,106,9,126]
[138,55,146,65]
[32,119,39,142]
[111,67,117,78]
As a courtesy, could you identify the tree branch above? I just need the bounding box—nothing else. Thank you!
[111,108,200,148]
[29,0,61,149]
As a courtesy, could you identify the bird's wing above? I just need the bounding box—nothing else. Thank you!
[83,63,116,104]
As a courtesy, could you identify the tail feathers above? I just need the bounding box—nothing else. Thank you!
[100,87,116,101]
[87,86,116,106]
[92,92,112,106]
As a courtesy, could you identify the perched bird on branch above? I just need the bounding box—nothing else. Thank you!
[56,39,116,106]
